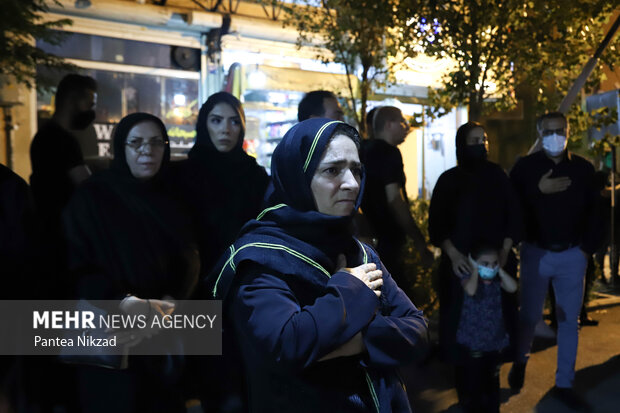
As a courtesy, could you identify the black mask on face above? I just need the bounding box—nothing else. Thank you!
[70,109,96,130]
[463,144,487,162]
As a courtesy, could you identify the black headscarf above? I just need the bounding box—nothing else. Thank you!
[64,113,198,300]
[455,121,487,169]
[111,112,171,183]
[430,121,521,255]
[188,92,253,172]
[210,118,366,299]
[177,92,269,274]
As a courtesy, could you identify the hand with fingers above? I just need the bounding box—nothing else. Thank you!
[149,298,176,318]
[538,169,571,194]
[116,296,176,346]
[448,249,475,278]
[336,254,383,297]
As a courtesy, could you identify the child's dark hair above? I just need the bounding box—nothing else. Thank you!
[470,241,502,260]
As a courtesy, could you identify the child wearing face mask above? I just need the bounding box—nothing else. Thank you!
[453,244,518,413]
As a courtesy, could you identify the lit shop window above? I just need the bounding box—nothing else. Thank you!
[226,62,353,172]
[242,89,303,172]
[36,33,200,164]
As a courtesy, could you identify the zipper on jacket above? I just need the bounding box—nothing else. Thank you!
[364,369,380,413]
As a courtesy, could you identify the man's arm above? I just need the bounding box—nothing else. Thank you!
[385,183,433,264]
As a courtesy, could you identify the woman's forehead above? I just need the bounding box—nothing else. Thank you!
[209,102,237,116]
[128,120,161,135]
[319,135,359,162]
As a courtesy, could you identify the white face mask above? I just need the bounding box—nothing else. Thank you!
[542,133,567,157]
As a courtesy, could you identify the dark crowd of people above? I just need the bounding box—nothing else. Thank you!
[0,73,611,413]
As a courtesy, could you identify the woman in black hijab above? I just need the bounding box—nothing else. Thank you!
[210,118,429,413]
[175,92,270,275]
[428,121,522,407]
[63,112,200,413]
[173,92,269,412]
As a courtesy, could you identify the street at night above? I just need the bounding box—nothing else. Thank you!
[406,292,620,413]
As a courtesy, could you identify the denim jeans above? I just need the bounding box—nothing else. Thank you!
[516,243,587,388]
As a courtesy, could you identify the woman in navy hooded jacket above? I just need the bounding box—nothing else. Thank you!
[209,119,429,413]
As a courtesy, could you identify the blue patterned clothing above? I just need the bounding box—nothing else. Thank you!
[456,279,509,352]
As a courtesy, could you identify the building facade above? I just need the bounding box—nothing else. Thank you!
[1,0,465,198]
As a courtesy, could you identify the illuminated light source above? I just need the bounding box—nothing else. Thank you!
[173,94,186,106]
[172,107,184,118]
[248,70,267,89]
[268,92,286,105]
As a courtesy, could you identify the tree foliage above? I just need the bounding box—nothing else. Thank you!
[585,106,620,158]
[0,0,74,89]
[403,1,620,122]
[279,0,404,136]
[403,197,439,315]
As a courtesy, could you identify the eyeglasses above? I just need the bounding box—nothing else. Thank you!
[541,128,566,137]
[125,138,168,152]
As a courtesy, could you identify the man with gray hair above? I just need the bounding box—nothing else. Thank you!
[508,111,601,411]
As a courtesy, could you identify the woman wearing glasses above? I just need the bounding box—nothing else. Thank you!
[63,113,199,413]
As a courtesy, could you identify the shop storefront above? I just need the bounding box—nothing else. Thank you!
[218,35,466,194]
[18,0,464,197]
[35,16,203,168]
[220,35,354,171]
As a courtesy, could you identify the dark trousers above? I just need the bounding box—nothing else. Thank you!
[454,350,501,413]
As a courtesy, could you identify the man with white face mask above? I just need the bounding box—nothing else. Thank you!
[507,112,601,411]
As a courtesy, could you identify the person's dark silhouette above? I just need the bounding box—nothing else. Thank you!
[28,73,96,413]
[297,90,344,122]
[29,73,96,296]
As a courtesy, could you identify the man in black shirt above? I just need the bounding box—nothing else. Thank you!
[30,74,96,301]
[361,106,433,285]
[508,112,600,410]
[30,74,95,234]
